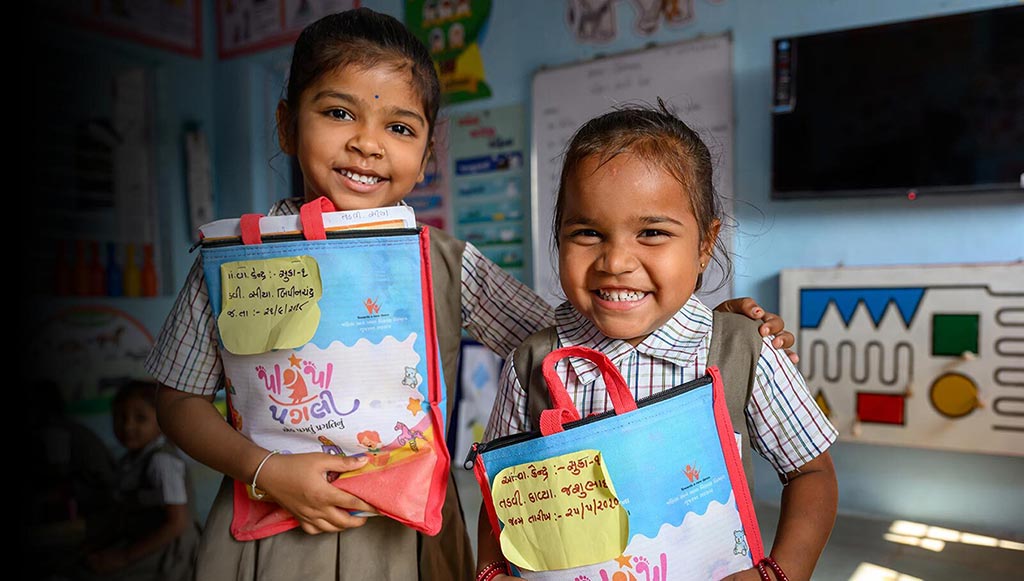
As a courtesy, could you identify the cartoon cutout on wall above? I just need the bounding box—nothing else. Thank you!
[566,0,695,43]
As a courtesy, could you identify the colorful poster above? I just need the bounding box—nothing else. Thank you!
[218,0,361,59]
[779,263,1024,457]
[405,0,492,104]
[60,0,202,57]
[449,105,527,282]
[406,121,451,231]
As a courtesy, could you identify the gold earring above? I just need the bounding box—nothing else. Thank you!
[700,261,706,269]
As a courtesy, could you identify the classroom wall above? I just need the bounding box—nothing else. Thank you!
[41,0,1021,534]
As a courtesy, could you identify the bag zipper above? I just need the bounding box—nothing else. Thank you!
[193,227,422,252]
[464,373,713,468]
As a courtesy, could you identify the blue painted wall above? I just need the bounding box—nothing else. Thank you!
[47,0,1022,533]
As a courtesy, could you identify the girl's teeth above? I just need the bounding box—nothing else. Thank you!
[341,169,382,184]
[597,290,646,302]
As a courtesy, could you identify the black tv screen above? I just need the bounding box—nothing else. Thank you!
[771,6,1023,199]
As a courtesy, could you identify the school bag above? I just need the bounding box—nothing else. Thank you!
[469,312,765,580]
[198,197,450,540]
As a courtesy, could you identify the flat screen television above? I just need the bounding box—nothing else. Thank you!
[771,6,1023,199]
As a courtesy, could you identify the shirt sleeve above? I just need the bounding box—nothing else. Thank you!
[483,351,533,440]
[746,337,838,475]
[144,255,224,395]
[147,451,189,506]
[461,242,555,359]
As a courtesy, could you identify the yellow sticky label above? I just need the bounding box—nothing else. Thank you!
[217,256,322,355]
[492,450,628,571]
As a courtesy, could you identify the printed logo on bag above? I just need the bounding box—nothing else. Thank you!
[358,297,387,319]
[363,297,381,314]
[684,463,701,483]
[254,353,359,429]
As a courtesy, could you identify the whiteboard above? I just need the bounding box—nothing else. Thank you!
[530,33,734,307]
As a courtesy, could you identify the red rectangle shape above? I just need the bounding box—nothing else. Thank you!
[856,392,905,425]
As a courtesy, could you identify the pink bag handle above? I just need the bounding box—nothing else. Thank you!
[538,346,638,436]
[299,196,336,240]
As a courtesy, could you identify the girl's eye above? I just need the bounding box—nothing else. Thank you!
[388,124,415,137]
[567,228,601,240]
[639,229,669,238]
[326,108,353,121]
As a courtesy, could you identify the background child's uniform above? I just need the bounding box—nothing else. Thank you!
[485,296,838,479]
[145,197,553,580]
[94,436,199,581]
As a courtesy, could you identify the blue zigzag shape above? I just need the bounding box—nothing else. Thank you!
[800,288,925,329]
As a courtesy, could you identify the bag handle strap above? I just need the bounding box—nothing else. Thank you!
[299,196,336,240]
[239,214,265,245]
[538,346,638,436]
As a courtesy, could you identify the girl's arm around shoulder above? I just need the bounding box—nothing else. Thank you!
[714,297,797,362]
[461,243,555,358]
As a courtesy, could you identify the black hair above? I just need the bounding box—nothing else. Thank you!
[552,99,731,291]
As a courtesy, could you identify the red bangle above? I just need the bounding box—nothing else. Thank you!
[763,557,789,581]
[758,557,789,581]
[476,560,509,581]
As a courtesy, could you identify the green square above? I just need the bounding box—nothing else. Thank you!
[932,314,979,356]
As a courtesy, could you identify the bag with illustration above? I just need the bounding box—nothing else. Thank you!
[469,347,765,580]
[199,197,449,540]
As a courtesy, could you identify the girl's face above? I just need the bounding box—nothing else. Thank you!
[113,395,162,452]
[280,64,430,210]
[558,153,716,346]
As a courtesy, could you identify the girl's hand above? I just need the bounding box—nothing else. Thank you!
[255,452,376,535]
[713,297,798,363]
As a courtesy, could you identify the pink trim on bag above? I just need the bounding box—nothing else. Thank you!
[416,226,451,535]
[472,445,506,548]
[239,214,264,245]
[299,196,335,240]
[708,365,765,564]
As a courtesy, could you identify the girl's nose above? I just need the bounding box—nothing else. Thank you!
[347,127,385,159]
[597,242,639,275]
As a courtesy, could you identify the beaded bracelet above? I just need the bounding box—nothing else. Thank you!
[475,560,509,581]
[757,557,789,581]
[250,449,280,500]
[761,556,789,581]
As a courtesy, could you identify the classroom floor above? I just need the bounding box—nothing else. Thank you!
[453,470,1024,581]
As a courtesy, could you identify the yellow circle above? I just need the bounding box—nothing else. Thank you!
[930,373,978,418]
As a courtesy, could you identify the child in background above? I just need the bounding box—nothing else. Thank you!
[477,102,838,581]
[84,381,198,581]
[145,8,793,580]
